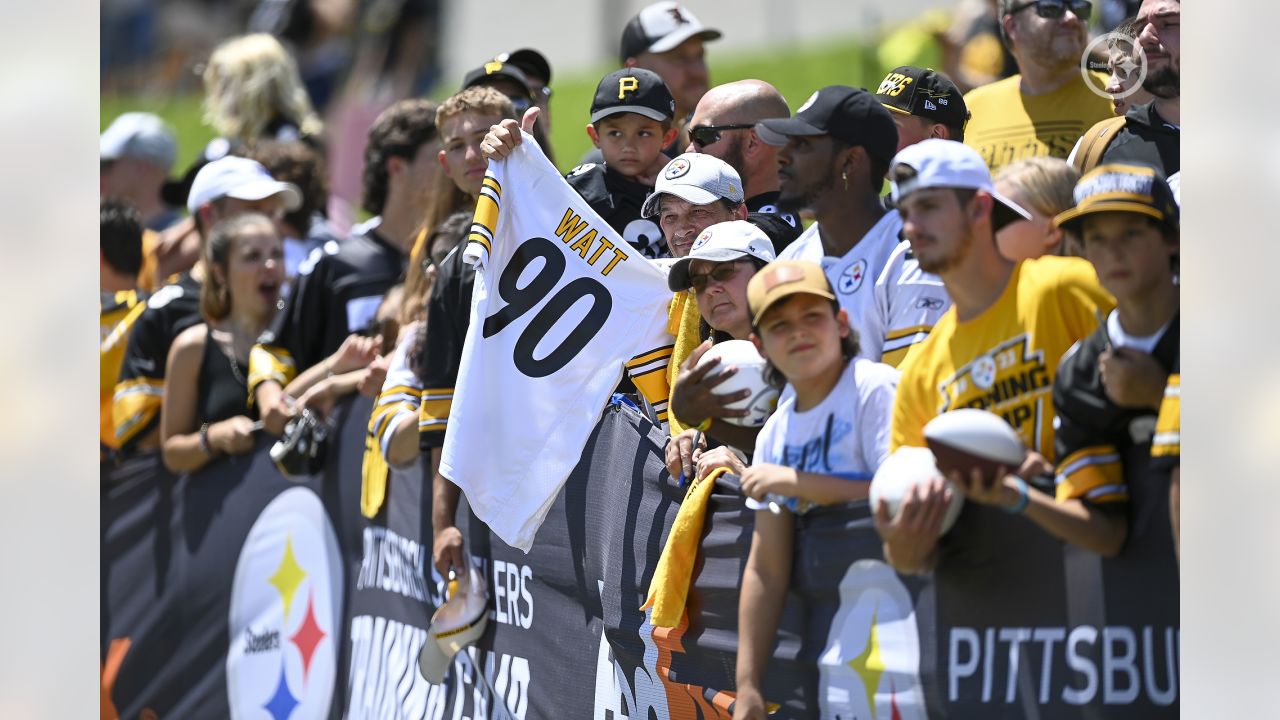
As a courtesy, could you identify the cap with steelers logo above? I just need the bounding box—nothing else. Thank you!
[874,66,969,130]
[591,68,676,124]
[640,152,744,218]
[756,85,899,164]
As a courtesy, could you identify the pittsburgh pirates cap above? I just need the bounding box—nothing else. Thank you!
[591,68,676,124]
[747,260,837,327]
[186,156,302,214]
[1054,163,1179,233]
[641,153,744,218]
[889,138,1031,231]
[100,112,177,170]
[620,2,722,63]
[756,86,899,164]
[874,66,970,130]
[668,220,777,291]
[460,60,533,97]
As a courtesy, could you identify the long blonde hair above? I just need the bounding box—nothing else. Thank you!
[202,33,323,143]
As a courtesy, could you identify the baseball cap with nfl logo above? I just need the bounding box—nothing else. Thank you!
[875,66,970,131]
[620,2,722,62]
[641,152,744,218]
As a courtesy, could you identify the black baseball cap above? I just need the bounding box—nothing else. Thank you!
[591,68,676,124]
[619,2,722,64]
[495,48,551,86]
[460,60,533,97]
[874,66,970,129]
[756,86,899,164]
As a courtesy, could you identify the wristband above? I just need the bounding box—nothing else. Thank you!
[198,423,214,456]
[1004,475,1029,514]
[692,416,713,432]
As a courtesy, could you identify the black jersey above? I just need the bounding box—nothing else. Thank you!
[1052,313,1179,509]
[1150,354,1180,471]
[745,191,802,254]
[565,162,667,259]
[249,224,406,394]
[417,243,475,450]
[113,272,202,452]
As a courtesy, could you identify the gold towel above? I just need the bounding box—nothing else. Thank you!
[641,466,729,628]
[665,292,703,435]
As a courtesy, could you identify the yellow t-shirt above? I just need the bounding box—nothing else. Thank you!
[891,256,1113,462]
[963,73,1113,172]
[100,289,148,452]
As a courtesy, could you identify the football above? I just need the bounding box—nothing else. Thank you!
[923,409,1026,481]
[870,446,963,535]
[694,340,780,427]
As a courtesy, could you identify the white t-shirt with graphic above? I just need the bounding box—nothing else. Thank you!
[752,358,899,514]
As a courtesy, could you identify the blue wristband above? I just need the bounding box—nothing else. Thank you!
[1004,475,1029,514]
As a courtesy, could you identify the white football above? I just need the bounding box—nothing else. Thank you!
[923,408,1025,479]
[870,446,964,536]
[694,340,780,427]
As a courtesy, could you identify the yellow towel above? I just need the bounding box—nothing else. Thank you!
[360,425,390,519]
[665,292,704,435]
[641,466,728,628]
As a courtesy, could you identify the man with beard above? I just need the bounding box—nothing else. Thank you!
[1074,0,1180,175]
[759,86,951,366]
[684,80,801,248]
[963,0,1113,170]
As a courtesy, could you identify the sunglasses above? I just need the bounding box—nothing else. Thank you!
[688,261,745,292]
[689,123,755,148]
[1010,0,1092,21]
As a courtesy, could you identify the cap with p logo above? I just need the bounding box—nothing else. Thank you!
[591,67,675,123]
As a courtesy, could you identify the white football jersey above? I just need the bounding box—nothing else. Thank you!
[778,212,949,366]
[370,323,423,466]
[441,133,674,550]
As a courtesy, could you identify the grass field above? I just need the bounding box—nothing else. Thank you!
[102,36,895,177]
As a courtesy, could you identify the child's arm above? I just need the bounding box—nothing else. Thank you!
[740,463,869,506]
[734,509,794,720]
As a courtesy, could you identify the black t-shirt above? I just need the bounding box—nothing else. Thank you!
[113,272,203,452]
[745,191,803,254]
[565,162,667,259]
[417,243,475,450]
[253,225,406,389]
[1100,102,1180,177]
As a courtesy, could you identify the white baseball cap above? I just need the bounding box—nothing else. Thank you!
[668,220,777,291]
[641,153,744,218]
[100,112,177,170]
[619,2,722,62]
[888,138,1031,230]
[186,156,302,214]
[417,569,490,684]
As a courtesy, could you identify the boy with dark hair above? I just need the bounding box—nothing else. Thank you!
[567,68,678,258]
[101,200,148,461]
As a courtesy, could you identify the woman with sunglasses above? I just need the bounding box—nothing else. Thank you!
[961,0,1113,172]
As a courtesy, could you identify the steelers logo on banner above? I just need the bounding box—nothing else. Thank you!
[818,560,928,720]
[227,487,343,720]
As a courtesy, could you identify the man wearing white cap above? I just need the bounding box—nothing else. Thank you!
[112,157,301,457]
[100,112,180,232]
[873,139,1114,576]
[621,1,722,128]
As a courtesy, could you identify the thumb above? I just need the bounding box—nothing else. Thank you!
[520,106,540,134]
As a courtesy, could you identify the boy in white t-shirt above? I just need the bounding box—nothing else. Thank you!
[732,260,899,720]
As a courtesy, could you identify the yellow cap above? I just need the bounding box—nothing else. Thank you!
[747,260,836,326]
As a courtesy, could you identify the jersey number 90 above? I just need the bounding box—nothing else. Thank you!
[482,237,613,378]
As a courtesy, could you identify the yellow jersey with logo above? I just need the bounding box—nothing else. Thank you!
[891,256,1113,461]
[101,289,148,452]
[963,73,1113,172]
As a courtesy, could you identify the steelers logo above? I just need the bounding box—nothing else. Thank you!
[837,259,868,294]
[664,158,691,179]
[971,354,997,390]
[691,228,714,251]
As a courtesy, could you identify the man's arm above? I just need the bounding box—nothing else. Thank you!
[431,446,465,575]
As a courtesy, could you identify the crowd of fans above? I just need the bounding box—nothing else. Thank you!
[101,1,1180,716]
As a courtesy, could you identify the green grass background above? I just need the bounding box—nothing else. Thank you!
[102,31,942,178]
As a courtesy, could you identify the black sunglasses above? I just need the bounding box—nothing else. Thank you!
[1010,0,1092,21]
[689,123,755,148]
[688,261,745,292]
